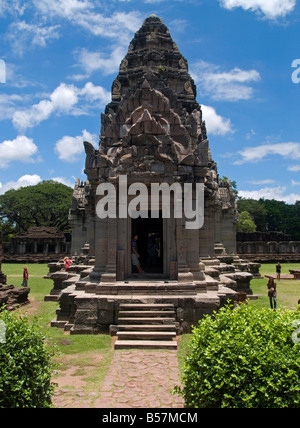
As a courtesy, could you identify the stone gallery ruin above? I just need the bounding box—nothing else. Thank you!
[47,16,259,348]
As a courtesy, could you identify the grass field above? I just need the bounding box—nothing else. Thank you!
[249,263,300,310]
[2,262,300,396]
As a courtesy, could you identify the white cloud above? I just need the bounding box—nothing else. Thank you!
[3,63,39,88]
[7,20,60,54]
[32,0,93,18]
[32,1,142,39]
[73,46,127,78]
[235,142,300,164]
[0,0,26,17]
[54,129,98,162]
[0,174,41,195]
[80,82,111,104]
[239,186,300,204]
[50,83,78,111]
[51,176,75,188]
[288,165,300,172]
[12,82,109,130]
[219,0,296,19]
[0,174,75,194]
[246,129,256,139]
[191,61,260,102]
[0,93,30,120]
[3,2,142,55]
[0,136,38,168]
[201,105,233,135]
[13,99,54,130]
[169,19,188,33]
[249,179,276,185]
[291,180,300,186]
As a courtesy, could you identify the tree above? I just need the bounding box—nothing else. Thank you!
[177,304,300,408]
[237,211,257,232]
[0,180,73,238]
[237,197,300,239]
[262,199,287,233]
[237,198,267,232]
[0,308,57,408]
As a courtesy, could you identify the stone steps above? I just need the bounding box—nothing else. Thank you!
[117,317,176,324]
[114,302,178,350]
[117,324,176,331]
[114,340,177,350]
[118,303,175,309]
[86,282,197,295]
[116,331,176,340]
[118,310,175,317]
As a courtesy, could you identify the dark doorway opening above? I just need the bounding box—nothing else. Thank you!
[131,213,163,274]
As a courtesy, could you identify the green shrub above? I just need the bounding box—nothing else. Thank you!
[178,304,300,408]
[0,308,56,408]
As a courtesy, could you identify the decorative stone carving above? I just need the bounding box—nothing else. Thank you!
[112,79,121,100]
[179,57,188,71]
[184,80,194,94]
[119,58,128,72]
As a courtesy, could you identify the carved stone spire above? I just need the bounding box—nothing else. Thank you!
[110,15,197,110]
[82,16,212,183]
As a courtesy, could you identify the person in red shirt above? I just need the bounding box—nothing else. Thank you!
[22,266,28,287]
[64,257,72,272]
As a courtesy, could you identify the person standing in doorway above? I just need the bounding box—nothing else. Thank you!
[131,234,144,273]
[267,277,277,310]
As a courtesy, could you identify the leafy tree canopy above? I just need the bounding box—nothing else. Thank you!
[237,211,257,233]
[237,197,300,239]
[0,180,73,238]
[220,177,300,239]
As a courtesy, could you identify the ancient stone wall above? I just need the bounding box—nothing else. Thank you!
[236,232,300,262]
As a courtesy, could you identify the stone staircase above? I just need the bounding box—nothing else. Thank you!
[114,303,178,350]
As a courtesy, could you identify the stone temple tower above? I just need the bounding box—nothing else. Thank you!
[48,16,257,341]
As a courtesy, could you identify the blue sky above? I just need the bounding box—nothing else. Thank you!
[1,0,300,203]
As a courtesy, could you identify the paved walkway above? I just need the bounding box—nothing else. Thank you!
[52,349,184,408]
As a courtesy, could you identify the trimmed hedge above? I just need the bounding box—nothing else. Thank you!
[0,308,56,408]
[178,304,300,408]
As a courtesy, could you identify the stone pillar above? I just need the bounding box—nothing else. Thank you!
[176,218,193,283]
[101,217,117,283]
[186,227,205,281]
[116,217,129,281]
[90,216,107,283]
[199,202,215,258]
[220,212,237,255]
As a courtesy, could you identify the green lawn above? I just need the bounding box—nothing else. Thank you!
[257,262,300,277]
[4,263,52,302]
[249,263,300,310]
[2,263,114,396]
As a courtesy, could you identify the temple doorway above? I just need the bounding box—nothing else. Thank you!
[131,214,163,274]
